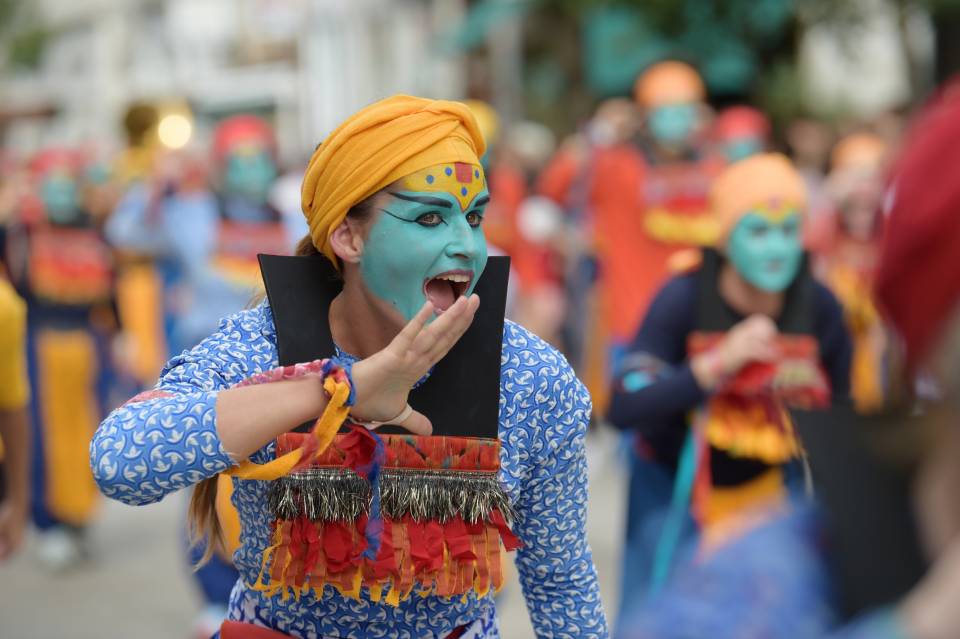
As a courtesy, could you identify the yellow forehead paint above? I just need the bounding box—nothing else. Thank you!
[752,201,802,224]
[397,162,487,211]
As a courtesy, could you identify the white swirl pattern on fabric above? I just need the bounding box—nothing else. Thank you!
[91,303,608,638]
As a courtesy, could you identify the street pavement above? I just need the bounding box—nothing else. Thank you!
[0,429,626,639]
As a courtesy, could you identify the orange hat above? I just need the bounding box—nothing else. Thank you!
[301,95,485,265]
[830,132,887,173]
[634,61,705,109]
[710,153,807,242]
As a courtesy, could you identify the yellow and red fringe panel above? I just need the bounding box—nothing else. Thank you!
[683,333,832,543]
[689,332,830,463]
[255,431,520,605]
[204,358,521,605]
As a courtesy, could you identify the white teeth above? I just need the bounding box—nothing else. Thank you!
[435,274,470,283]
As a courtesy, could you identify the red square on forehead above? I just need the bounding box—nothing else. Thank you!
[454,162,473,184]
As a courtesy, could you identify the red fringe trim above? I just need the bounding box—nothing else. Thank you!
[259,432,518,603]
[254,510,520,604]
[277,431,501,472]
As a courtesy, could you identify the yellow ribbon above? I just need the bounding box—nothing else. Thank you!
[223,375,352,481]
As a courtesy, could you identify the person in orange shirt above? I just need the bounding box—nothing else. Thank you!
[540,61,720,410]
[809,132,890,413]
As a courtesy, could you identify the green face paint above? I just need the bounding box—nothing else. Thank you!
[40,174,79,224]
[648,103,699,146]
[223,150,277,204]
[724,137,763,163]
[727,211,803,292]
[359,178,489,322]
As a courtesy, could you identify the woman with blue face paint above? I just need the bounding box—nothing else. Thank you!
[606,153,852,629]
[92,95,607,639]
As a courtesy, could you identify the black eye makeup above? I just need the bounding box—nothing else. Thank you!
[415,212,446,227]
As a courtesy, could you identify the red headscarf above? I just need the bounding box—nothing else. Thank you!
[211,115,275,165]
[713,106,770,143]
[875,82,960,368]
[29,148,83,178]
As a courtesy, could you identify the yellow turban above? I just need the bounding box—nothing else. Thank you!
[301,94,486,264]
[710,153,808,243]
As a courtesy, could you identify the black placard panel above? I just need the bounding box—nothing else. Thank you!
[259,253,508,439]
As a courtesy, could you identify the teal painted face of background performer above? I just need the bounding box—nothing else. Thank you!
[40,174,79,224]
[724,137,763,163]
[223,150,277,204]
[727,211,803,292]
[648,103,699,145]
[359,166,489,322]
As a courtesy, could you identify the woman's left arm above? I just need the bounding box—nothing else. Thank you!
[509,360,609,638]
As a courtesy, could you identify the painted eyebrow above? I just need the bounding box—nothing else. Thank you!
[470,195,491,209]
[388,192,452,208]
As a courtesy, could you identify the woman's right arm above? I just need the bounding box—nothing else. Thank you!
[91,296,479,506]
[90,308,292,506]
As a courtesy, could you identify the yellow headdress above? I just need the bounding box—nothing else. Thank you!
[301,95,486,265]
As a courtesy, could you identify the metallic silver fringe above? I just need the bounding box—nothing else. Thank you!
[267,468,516,526]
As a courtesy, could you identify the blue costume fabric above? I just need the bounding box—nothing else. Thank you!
[616,506,908,639]
[107,184,293,355]
[108,183,257,606]
[91,303,609,638]
[10,218,115,532]
[606,270,852,628]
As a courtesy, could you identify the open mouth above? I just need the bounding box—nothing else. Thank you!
[765,259,784,273]
[423,270,473,313]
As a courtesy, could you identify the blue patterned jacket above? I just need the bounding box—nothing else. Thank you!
[90,302,608,638]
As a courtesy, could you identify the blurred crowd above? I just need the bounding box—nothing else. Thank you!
[2,56,957,639]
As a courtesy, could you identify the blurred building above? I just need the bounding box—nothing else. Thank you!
[0,0,470,162]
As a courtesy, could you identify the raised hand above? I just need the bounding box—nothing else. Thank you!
[692,314,779,391]
[350,295,480,436]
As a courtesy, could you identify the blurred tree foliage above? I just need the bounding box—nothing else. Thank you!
[0,0,49,70]
[525,0,797,132]
[523,0,957,133]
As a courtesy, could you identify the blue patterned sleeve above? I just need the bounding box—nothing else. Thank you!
[510,341,609,638]
[90,309,266,506]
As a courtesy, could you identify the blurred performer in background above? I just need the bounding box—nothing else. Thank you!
[108,115,290,356]
[109,115,291,637]
[483,119,565,345]
[810,132,890,413]
[540,60,717,412]
[618,79,960,639]
[608,154,851,629]
[786,116,836,230]
[710,106,771,163]
[6,148,118,570]
[0,250,31,562]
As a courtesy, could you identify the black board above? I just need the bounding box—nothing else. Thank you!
[258,253,509,439]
